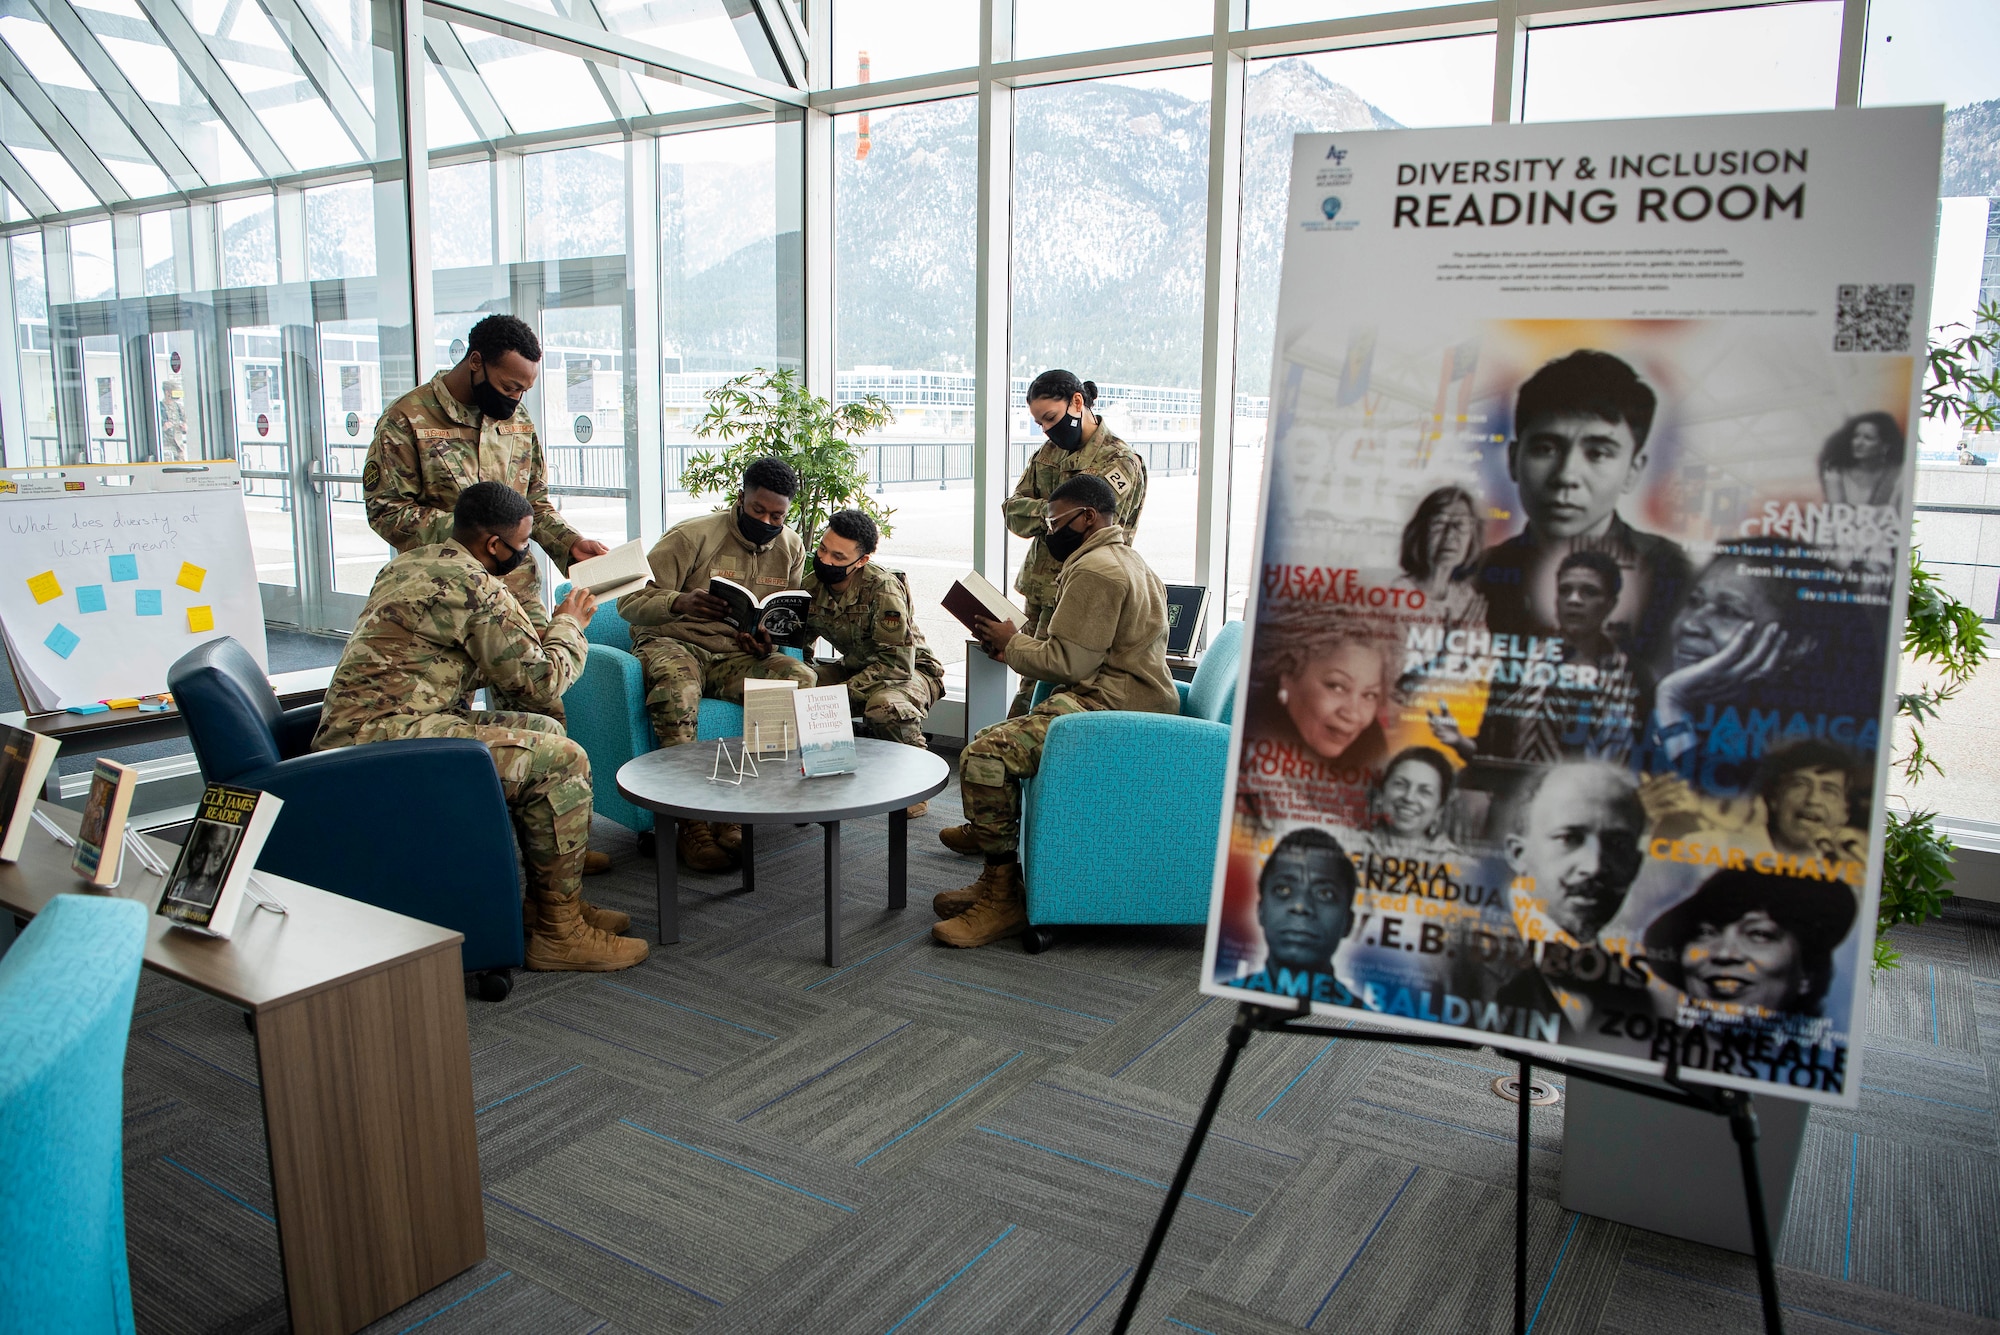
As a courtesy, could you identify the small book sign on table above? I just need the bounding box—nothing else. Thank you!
[0,720,60,863]
[156,782,283,938]
[795,685,857,777]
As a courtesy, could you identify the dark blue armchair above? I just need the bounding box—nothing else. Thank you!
[167,637,523,999]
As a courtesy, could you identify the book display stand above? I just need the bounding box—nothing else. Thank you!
[1111,1002,1787,1335]
[708,739,760,785]
[36,810,170,891]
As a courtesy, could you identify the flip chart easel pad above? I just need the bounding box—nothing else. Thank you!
[0,464,268,711]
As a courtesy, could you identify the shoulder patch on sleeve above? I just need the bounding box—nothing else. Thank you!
[1103,467,1131,493]
[362,459,382,488]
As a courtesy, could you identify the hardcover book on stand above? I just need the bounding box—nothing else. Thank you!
[72,758,136,887]
[156,782,283,939]
[709,577,812,648]
[742,677,800,756]
[0,722,59,863]
[794,685,857,777]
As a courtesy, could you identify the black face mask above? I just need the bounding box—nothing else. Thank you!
[1045,413,1084,451]
[737,505,783,547]
[471,365,521,421]
[811,553,856,585]
[1043,511,1090,562]
[490,536,529,577]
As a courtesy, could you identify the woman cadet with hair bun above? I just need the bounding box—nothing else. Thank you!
[999,369,1152,716]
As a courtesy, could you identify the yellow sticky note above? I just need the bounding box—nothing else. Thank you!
[177,562,206,593]
[186,605,214,633]
[26,570,61,604]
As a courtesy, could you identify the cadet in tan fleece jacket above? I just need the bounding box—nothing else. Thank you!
[935,473,1179,948]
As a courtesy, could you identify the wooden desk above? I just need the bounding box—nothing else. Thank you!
[0,803,484,1335]
[1,665,334,799]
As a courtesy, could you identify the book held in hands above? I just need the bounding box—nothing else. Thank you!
[566,538,652,601]
[157,782,283,939]
[0,722,59,863]
[942,569,1023,637]
[794,685,858,777]
[709,577,812,648]
[72,758,137,887]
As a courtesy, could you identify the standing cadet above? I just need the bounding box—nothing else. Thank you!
[314,483,646,972]
[362,313,611,721]
[802,508,947,816]
[619,456,818,870]
[936,474,1179,948]
[1003,369,1148,716]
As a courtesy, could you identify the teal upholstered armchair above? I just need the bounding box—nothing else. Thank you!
[0,893,148,1335]
[1017,620,1242,952]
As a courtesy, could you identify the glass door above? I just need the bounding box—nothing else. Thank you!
[314,317,393,599]
[149,330,204,462]
[227,322,302,605]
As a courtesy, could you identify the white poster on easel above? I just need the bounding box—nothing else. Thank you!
[1201,107,1943,1108]
[0,462,268,711]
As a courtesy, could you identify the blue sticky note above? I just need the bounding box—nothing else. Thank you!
[108,554,138,582]
[44,623,79,658]
[135,589,162,616]
[75,584,106,613]
[65,702,109,715]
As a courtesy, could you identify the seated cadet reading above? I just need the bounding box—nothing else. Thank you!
[313,482,646,972]
[803,507,948,817]
[617,455,818,871]
[934,473,1180,948]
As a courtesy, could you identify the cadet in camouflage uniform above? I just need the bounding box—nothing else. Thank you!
[361,313,610,724]
[803,509,946,816]
[936,475,1179,948]
[314,483,645,972]
[1004,369,1148,717]
[619,456,818,870]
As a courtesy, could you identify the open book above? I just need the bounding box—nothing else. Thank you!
[157,782,284,939]
[941,569,1024,636]
[567,538,651,600]
[710,577,813,648]
[0,722,59,863]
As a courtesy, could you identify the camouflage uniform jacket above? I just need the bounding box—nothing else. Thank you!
[803,562,943,696]
[361,371,583,586]
[312,543,588,750]
[1003,524,1178,715]
[1003,419,1148,608]
[620,508,805,655]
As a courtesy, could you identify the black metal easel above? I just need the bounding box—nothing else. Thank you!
[1109,1001,1786,1335]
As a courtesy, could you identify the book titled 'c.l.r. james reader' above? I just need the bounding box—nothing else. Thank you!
[156,782,283,939]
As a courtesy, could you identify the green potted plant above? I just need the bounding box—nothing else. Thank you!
[1879,303,2000,968]
[679,369,896,545]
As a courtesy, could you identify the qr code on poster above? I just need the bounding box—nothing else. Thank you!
[1834,283,1916,352]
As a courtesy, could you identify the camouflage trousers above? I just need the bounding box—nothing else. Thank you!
[816,663,943,749]
[960,690,1098,855]
[635,638,818,746]
[347,709,592,900]
[1005,600,1056,719]
[496,558,564,725]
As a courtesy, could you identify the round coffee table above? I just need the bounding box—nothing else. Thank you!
[616,737,950,966]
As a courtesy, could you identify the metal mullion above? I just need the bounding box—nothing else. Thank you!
[31,0,201,189]
[0,160,384,231]
[131,0,293,179]
[0,47,128,204]
[990,34,1213,90]
[751,0,804,87]
[562,0,647,128]
[801,0,827,393]
[1834,0,1865,107]
[252,0,375,158]
[1515,0,1821,24]
[969,0,1009,584]
[0,141,57,216]
[424,0,805,109]
[809,68,978,114]
[1192,0,1243,643]
[1493,0,1524,122]
[728,0,792,86]
[425,18,513,142]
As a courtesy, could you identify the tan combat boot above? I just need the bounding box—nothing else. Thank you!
[526,891,649,971]
[523,896,631,936]
[932,886,976,919]
[937,823,981,856]
[905,801,929,820]
[713,822,744,855]
[583,849,613,875]
[932,862,1027,948]
[678,820,734,872]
